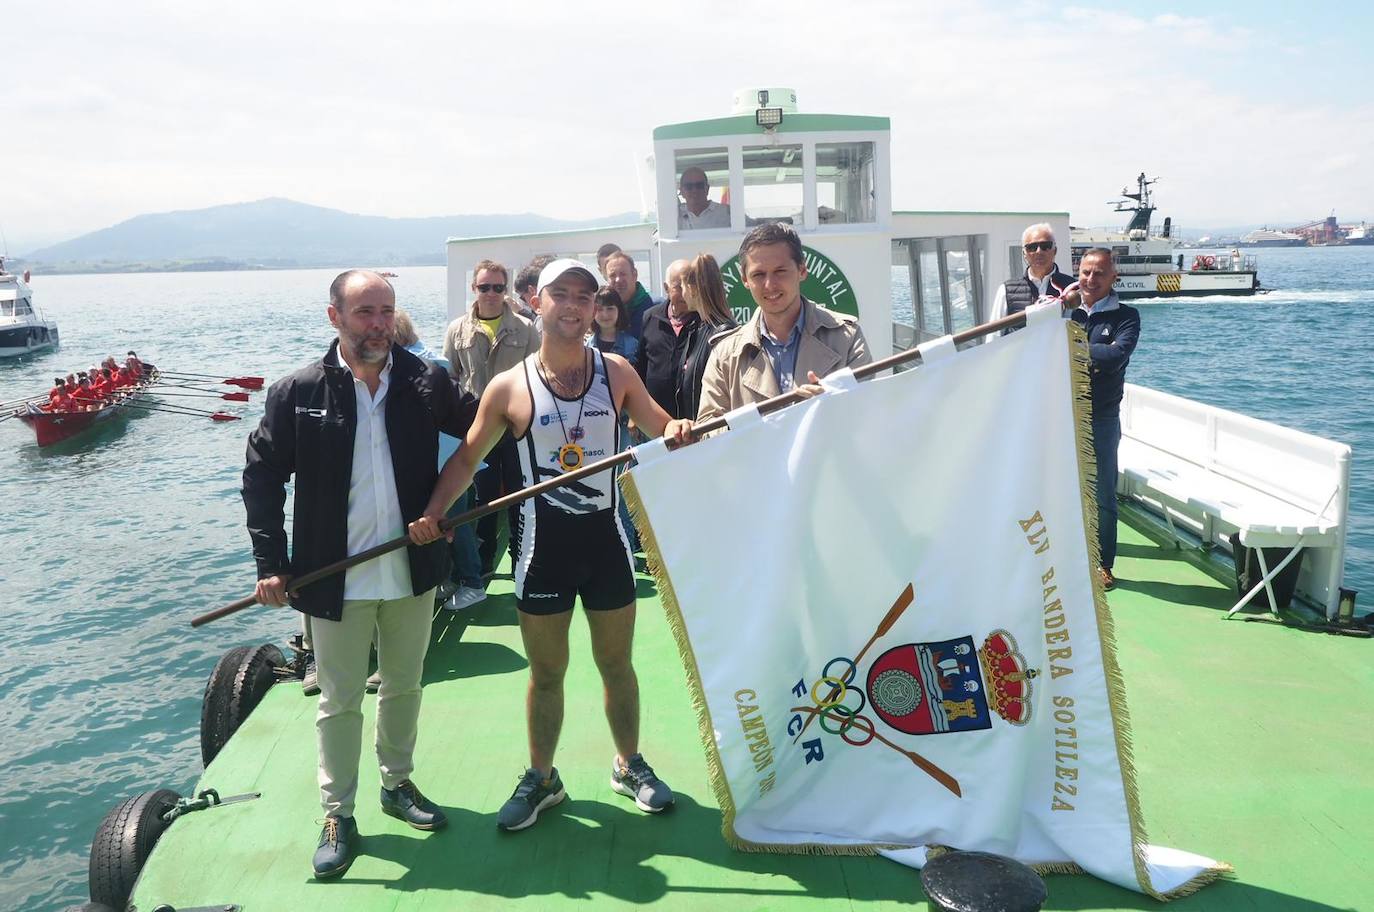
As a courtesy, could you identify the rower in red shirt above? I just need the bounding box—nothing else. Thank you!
[71,378,103,410]
[44,378,69,412]
[92,369,115,398]
[114,364,138,387]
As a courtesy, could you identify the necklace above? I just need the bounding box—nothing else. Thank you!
[537,351,590,471]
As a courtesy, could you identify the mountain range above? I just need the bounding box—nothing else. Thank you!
[18,198,643,272]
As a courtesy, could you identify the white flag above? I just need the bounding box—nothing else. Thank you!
[622,313,1226,899]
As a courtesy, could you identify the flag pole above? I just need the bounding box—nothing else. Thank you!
[192,309,1039,627]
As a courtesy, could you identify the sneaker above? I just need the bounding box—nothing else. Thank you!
[444,586,487,612]
[497,767,566,831]
[380,779,447,830]
[365,670,382,694]
[302,660,320,696]
[611,754,674,813]
[1099,567,1117,591]
[435,580,459,604]
[311,814,357,878]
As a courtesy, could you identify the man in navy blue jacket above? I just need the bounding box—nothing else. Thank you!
[1070,248,1141,591]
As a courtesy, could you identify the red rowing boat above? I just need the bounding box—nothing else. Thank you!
[14,372,159,447]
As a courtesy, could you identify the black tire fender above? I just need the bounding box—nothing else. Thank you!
[87,788,181,910]
[199,643,285,766]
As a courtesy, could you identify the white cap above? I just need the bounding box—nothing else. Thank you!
[536,258,600,294]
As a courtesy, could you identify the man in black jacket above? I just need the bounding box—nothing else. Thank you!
[1070,248,1141,592]
[991,223,1076,330]
[242,269,477,878]
[635,258,697,419]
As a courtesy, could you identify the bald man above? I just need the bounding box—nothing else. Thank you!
[243,269,479,878]
[634,258,699,419]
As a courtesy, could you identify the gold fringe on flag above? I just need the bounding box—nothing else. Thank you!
[1064,321,1231,900]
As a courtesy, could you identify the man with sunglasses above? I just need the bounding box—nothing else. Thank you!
[677,167,731,230]
[991,223,1076,328]
[443,258,541,582]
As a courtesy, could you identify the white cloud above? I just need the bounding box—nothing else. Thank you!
[2,0,1369,251]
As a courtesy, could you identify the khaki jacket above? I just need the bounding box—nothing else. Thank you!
[442,299,540,398]
[696,297,871,424]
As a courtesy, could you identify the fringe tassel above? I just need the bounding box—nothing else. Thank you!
[620,470,880,857]
[1065,323,1229,900]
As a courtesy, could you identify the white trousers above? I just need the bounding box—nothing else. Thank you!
[312,589,434,817]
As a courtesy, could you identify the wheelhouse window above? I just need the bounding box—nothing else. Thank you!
[742,144,804,224]
[673,147,732,231]
[815,142,876,224]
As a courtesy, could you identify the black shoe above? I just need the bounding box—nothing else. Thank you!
[380,779,448,830]
[497,767,566,831]
[312,814,357,878]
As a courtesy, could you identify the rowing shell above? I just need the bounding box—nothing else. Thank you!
[14,372,159,447]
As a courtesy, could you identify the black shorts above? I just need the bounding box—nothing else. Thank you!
[515,506,636,615]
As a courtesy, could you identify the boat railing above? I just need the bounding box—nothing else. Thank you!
[1118,383,1350,616]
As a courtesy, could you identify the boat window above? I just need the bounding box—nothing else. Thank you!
[896,234,988,346]
[674,147,732,231]
[944,238,976,333]
[742,144,804,225]
[0,301,11,316]
[15,300,31,316]
[815,142,876,224]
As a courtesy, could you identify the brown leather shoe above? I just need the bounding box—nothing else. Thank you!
[1099,567,1116,591]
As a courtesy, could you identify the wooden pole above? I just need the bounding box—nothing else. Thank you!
[192,308,1040,627]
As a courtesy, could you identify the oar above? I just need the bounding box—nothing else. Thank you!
[0,392,54,410]
[191,305,1040,628]
[116,400,241,421]
[790,704,960,797]
[155,380,258,396]
[795,584,916,739]
[159,371,264,390]
[149,390,251,402]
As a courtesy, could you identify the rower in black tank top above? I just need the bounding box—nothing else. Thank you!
[510,348,635,615]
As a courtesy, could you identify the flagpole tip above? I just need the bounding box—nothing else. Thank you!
[920,850,1047,912]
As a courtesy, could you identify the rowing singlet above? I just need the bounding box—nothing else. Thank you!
[516,348,621,515]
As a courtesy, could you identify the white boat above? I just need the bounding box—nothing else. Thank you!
[1071,175,1260,299]
[1239,227,1306,248]
[1343,222,1374,246]
[0,258,59,358]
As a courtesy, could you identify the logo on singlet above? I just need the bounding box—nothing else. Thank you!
[584,408,610,418]
[539,410,570,427]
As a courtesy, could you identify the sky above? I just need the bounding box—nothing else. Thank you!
[3,0,1371,252]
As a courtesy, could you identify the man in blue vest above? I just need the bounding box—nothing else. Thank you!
[1070,248,1141,592]
[991,223,1076,329]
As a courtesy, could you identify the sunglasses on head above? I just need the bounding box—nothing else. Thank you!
[1023,241,1054,253]
[681,180,707,191]
[475,283,506,293]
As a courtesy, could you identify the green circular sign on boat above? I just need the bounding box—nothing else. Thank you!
[720,245,858,324]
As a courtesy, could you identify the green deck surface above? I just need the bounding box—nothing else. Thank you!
[131,518,1374,910]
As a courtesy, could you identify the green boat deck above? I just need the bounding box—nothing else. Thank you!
[131,516,1374,910]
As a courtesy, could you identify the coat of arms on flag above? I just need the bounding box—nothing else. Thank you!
[621,311,1227,900]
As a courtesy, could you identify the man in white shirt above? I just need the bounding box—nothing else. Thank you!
[243,270,478,878]
[990,223,1076,328]
[677,167,731,230]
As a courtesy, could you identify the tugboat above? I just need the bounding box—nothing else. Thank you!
[0,258,59,358]
[1071,174,1261,299]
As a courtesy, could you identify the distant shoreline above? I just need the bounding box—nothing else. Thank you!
[10,258,445,277]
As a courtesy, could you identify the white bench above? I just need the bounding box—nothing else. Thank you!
[1116,384,1351,618]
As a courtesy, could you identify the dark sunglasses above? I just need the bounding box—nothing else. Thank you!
[475,283,506,293]
[681,180,707,191]
[1023,241,1055,253]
